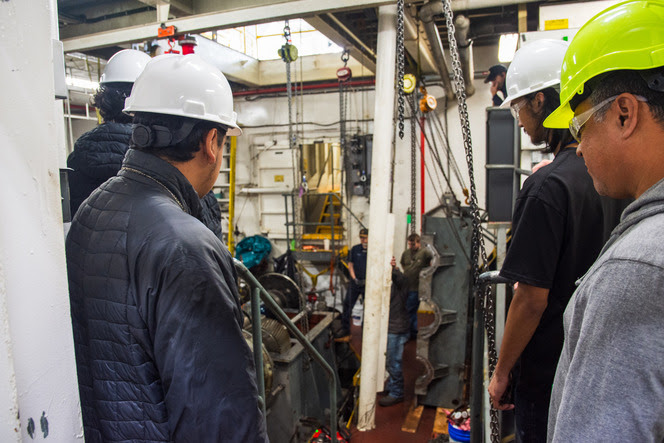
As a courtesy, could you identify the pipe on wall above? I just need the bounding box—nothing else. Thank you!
[454,14,475,97]
[419,1,455,100]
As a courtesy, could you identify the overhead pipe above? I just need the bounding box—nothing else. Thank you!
[233,79,375,97]
[419,0,455,100]
[403,10,438,75]
[454,14,475,96]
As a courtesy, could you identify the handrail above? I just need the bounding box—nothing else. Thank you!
[233,259,338,440]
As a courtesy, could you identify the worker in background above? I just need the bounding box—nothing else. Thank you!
[399,233,432,340]
[378,256,409,407]
[337,228,368,340]
[487,39,607,443]
[485,64,508,106]
[542,2,664,440]
[66,54,267,442]
[66,49,223,238]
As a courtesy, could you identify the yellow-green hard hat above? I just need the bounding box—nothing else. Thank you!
[544,0,664,128]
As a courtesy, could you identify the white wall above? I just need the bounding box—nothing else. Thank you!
[0,0,83,440]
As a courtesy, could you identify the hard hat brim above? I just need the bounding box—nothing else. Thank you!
[543,102,574,129]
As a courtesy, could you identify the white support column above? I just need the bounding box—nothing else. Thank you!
[357,4,397,431]
[376,214,396,392]
[0,0,83,440]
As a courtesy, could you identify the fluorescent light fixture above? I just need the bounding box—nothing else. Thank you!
[498,33,519,63]
[66,76,99,91]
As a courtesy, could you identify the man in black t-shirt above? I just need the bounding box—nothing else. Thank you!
[487,40,608,442]
[336,228,368,340]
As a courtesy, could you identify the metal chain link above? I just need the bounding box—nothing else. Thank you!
[410,91,417,235]
[282,21,307,333]
[396,0,405,139]
[441,1,500,442]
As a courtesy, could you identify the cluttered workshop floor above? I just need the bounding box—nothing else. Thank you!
[345,324,451,443]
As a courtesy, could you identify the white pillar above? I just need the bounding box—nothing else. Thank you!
[376,214,395,392]
[357,4,397,431]
[0,0,83,440]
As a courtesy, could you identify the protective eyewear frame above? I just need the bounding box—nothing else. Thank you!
[569,94,648,142]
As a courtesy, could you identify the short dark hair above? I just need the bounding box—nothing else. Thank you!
[523,87,575,154]
[92,82,133,124]
[131,112,228,162]
[588,68,664,127]
[407,233,420,242]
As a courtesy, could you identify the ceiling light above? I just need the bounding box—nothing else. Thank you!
[498,33,519,63]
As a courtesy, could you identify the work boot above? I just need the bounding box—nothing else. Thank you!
[378,395,403,407]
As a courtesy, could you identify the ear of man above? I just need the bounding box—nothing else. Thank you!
[200,128,223,164]
[615,93,641,139]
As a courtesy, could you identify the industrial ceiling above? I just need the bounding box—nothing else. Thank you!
[58,0,588,89]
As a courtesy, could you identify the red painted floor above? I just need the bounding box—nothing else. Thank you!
[344,324,442,443]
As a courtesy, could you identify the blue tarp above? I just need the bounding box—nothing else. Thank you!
[235,235,272,269]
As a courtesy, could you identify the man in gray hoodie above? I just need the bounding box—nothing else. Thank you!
[542,1,664,441]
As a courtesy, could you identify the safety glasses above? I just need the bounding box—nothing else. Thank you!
[569,94,648,142]
[509,98,528,120]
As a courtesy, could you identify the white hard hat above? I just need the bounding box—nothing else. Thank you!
[501,39,570,108]
[100,49,151,84]
[123,54,241,136]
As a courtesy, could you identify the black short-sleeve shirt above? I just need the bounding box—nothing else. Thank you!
[499,148,606,395]
[350,244,368,280]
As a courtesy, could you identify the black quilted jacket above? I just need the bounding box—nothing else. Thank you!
[67,122,132,216]
[66,149,267,442]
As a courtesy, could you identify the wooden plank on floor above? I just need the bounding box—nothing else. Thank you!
[401,404,424,433]
[433,407,450,434]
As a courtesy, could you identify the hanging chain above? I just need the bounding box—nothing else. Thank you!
[409,91,417,235]
[396,0,406,139]
[339,50,349,162]
[441,1,500,442]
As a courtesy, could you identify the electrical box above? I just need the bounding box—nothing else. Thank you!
[345,134,372,197]
[485,108,521,222]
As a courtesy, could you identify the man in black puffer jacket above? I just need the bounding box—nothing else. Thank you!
[66,54,267,442]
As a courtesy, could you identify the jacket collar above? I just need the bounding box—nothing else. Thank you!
[121,149,203,219]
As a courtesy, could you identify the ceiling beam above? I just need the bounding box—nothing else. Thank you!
[62,0,393,53]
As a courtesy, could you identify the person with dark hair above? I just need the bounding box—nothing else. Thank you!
[542,2,664,440]
[66,54,267,442]
[336,228,369,341]
[487,40,608,442]
[485,64,508,106]
[66,49,150,216]
[378,256,409,407]
[399,233,432,339]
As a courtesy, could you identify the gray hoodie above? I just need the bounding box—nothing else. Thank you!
[548,178,664,442]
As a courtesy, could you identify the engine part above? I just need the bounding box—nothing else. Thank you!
[248,318,292,355]
[242,330,274,395]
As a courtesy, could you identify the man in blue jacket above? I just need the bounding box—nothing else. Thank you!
[66,54,267,442]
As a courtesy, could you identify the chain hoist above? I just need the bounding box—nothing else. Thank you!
[280,22,305,324]
[396,0,406,139]
[441,1,500,442]
[338,49,351,169]
[403,74,418,235]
